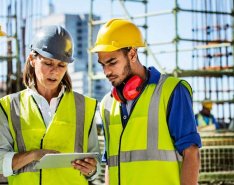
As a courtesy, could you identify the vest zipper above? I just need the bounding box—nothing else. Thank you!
[118,112,130,185]
[118,129,124,185]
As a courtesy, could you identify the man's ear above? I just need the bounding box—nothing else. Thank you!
[128,48,137,62]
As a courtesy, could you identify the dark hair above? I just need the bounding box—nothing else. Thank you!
[22,51,72,92]
[120,47,140,62]
[120,47,132,56]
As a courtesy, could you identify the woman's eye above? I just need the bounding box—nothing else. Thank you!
[59,65,66,68]
[44,62,52,66]
[59,63,67,68]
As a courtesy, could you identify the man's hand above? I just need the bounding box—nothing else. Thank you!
[71,158,97,177]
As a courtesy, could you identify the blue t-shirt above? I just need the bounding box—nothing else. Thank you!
[102,66,202,162]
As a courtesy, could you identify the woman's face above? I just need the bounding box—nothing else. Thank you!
[31,54,68,94]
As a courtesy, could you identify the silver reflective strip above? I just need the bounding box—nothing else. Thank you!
[106,75,182,167]
[120,150,180,161]
[107,155,118,167]
[149,75,182,162]
[108,149,181,166]
[10,92,26,153]
[10,93,36,173]
[74,92,85,152]
[147,75,167,151]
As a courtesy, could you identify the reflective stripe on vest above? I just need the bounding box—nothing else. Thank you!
[10,91,87,173]
[103,75,182,167]
[10,92,26,152]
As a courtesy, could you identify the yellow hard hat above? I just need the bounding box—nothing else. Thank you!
[202,100,213,110]
[91,18,145,52]
[0,25,7,36]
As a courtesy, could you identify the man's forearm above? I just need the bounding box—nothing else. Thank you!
[181,145,200,185]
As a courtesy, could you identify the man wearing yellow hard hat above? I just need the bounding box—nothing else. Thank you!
[195,99,219,131]
[91,18,201,185]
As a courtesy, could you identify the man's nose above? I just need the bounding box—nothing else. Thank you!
[103,66,111,76]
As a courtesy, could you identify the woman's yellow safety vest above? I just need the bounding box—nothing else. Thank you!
[100,75,192,185]
[0,89,97,185]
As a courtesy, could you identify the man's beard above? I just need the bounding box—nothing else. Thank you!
[115,60,132,87]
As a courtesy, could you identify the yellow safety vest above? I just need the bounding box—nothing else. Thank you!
[0,89,97,185]
[196,113,213,126]
[100,75,192,185]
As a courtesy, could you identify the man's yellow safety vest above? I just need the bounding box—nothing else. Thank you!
[100,75,192,185]
[0,89,97,185]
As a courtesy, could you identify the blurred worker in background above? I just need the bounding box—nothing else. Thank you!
[91,18,201,185]
[0,25,100,185]
[195,99,219,131]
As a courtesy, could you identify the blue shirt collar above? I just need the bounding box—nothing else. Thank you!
[148,66,161,84]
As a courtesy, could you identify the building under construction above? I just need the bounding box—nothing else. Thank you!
[0,0,234,184]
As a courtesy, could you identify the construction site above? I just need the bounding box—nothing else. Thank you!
[0,0,234,184]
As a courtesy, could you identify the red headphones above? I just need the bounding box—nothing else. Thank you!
[111,73,148,103]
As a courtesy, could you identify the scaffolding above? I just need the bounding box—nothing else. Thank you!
[0,0,20,95]
[0,0,46,96]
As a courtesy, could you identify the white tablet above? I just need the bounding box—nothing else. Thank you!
[33,152,99,170]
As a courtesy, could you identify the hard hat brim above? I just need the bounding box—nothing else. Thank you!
[34,48,74,63]
[90,45,121,53]
[90,44,145,53]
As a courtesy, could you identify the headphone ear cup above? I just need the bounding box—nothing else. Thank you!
[112,87,126,103]
[123,75,144,100]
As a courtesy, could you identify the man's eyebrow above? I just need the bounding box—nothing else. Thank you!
[98,57,116,64]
